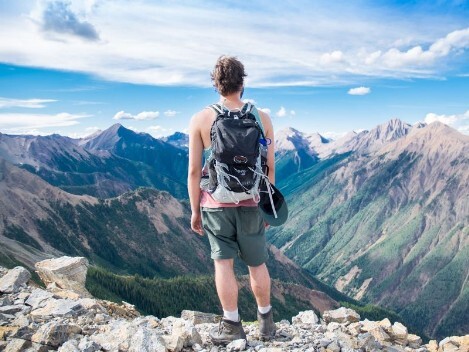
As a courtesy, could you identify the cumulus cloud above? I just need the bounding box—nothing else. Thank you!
[0,97,57,109]
[423,110,469,134]
[320,50,344,65]
[163,110,178,117]
[0,112,91,134]
[113,110,159,120]
[275,106,296,118]
[276,106,287,117]
[370,28,469,68]
[348,86,371,95]
[243,99,257,105]
[41,1,100,41]
[259,108,271,115]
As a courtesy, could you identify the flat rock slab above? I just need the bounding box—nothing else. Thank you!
[30,298,85,318]
[0,266,31,294]
[25,288,55,310]
[0,305,24,315]
[181,310,219,325]
[323,307,360,324]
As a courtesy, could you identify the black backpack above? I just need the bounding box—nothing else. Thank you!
[205,102,268,203]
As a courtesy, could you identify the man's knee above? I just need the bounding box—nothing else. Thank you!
[214,258,234,271]
[248,262,268,272]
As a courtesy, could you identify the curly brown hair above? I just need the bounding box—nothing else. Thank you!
[211,56,247,96]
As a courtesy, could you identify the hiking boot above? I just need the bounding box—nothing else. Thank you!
[209,318,246,345]
[258,309,276,340]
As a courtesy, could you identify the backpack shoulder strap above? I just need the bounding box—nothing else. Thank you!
[209,104,224,115]
[251,106,265,134]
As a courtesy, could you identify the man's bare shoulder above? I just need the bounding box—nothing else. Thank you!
[191,107,215,126]
[257,109,271,120]
[257,108,273,131]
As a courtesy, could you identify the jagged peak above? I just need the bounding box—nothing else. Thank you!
[104,123,125,134]
[413,121,427,129]
[277,127,302,137]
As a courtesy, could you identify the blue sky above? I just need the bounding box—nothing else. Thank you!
[0,0,468,138]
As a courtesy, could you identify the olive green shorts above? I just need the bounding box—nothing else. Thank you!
[201,206,269,267]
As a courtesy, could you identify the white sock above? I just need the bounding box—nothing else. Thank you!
[258,305,272,314]
[223,309,239,322]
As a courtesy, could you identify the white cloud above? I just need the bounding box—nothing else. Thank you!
[276,106,287,117]
[348,86,371,95]
[320,50,344,65]
[243,99,257,105]
[113,110,159,120]
[0,112,91,134]
[136,111,159,120]
[259,108,271,115]
[275,106,296,118]
[376,28,469,68]
[163,110,178,117]
[0,2,468,87]
[423,110,469,134]
[0,97,57,109]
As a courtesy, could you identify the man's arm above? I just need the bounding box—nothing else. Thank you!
[188,113,204,235]
[259,111,275,185]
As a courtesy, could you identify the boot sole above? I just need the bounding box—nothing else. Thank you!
[259,332,276,341]
[211,337,247,346]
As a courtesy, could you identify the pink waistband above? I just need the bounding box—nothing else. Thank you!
[200,190,258,208]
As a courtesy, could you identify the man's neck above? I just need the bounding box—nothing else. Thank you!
[220,93,244,110]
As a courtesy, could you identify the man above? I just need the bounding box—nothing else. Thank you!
[188,55,276,344]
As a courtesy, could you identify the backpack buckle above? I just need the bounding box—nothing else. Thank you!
[234,155,248,164]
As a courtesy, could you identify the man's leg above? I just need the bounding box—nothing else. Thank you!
[214,259,238,313]
[210,258,246,344]
[248,263,271,307]
[249,263,276,340]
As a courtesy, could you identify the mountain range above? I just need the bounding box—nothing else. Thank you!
[0,124,188,199]
[269,120,468,339]
[0,118,467,339]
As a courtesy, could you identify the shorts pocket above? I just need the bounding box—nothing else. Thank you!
[201,207,225,232]
[239,207,264,235]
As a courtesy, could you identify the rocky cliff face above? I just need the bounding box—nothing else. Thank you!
[0,257,467,351]
[270,121,469,339]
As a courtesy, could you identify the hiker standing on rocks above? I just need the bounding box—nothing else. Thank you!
[188,55,276,344]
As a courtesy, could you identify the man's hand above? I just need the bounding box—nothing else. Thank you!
[191,212,204,236]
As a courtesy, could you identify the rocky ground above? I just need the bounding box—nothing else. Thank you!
[0,256,467,351]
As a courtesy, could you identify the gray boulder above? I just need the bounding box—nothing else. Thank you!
[25,288,54,310]
[323,307,360,324]
[35,256,92,298]
[292,310,319,325]
[31,321,82,348]
[0,267,31,294]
